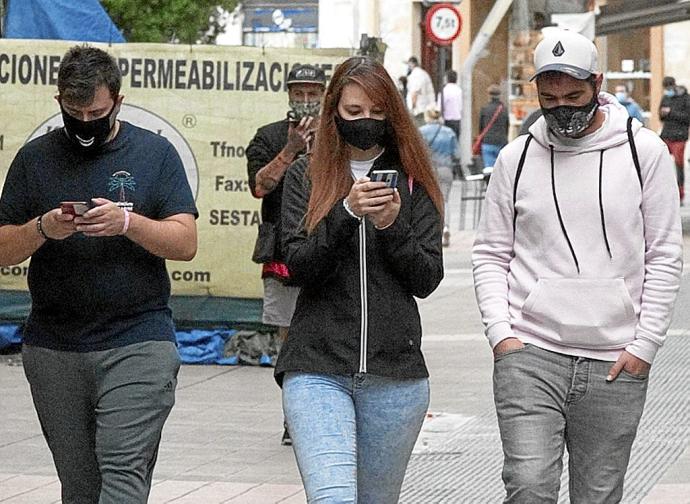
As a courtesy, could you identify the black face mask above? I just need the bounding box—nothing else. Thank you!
[541,93,598,138]
[334,115,386,151]
[61,103,118,153]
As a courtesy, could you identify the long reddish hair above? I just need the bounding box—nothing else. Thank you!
[305,56,443,233]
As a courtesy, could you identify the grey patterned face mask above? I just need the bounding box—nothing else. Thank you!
[542,96,598,138]
[288,100,321,122]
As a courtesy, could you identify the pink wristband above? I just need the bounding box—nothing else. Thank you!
[120,208,130,235]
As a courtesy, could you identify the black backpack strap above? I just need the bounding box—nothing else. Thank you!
[626,116,643,189]
[513,134,533,232]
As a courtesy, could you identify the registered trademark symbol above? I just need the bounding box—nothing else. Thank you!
[182,114,197,128]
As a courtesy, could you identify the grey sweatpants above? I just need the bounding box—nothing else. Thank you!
[23,340,180,504]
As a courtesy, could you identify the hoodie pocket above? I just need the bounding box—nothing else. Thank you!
[522,278,636,349]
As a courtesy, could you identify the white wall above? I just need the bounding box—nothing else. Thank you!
[664,20,690,88]
[379,0,414,82]
[318,0,415,82]
[216,7,243,46]
[664,20,690,181]
[318,0,359,49]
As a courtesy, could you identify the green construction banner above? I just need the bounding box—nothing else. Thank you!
[0,40,350,323]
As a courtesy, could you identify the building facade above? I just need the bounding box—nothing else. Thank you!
[220,0,690,140]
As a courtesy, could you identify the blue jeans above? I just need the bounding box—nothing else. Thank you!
[283,372,429,503]
[493,344,648,504]
[481,143,503,168]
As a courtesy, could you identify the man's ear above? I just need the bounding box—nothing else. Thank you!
[113,94,124,115]
[593,73,604,95]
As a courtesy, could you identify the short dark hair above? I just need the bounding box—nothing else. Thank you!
[446,70,457,83]
[537,70,598,91]
[408,56,419,66]
[663,76,676,88]
[58,45,121,105]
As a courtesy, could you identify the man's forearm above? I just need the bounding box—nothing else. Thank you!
[125,213,197,261]
[254,148,296,197]
[0,219,44,266]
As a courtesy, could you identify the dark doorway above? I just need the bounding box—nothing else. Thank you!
[420,4,453,95]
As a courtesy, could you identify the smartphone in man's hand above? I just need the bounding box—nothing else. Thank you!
[370,170,398,189]
[60,201,90,216]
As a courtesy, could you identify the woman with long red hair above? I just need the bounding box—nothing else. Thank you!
[274,56,444,503]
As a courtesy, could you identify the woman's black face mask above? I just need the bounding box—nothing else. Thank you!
[334,115,387,151]
[61,102,118,153]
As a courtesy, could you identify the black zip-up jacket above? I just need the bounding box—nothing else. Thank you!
[246,119,291,262]
[660,92,690,141]
[274,150,444,384]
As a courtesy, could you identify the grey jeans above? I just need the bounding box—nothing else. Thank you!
[493,344,648,504]
[23,340,180,504]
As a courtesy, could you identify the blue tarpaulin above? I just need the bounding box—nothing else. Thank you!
[176,329,239,365]
[0,324,21,349]
[5,0,125,43]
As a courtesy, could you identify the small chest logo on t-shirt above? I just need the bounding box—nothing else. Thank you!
[108,170,136,211]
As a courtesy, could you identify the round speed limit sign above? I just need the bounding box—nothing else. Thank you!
[425,4,462,45]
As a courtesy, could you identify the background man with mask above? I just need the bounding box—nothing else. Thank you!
[614,83,644,124]
[659,75,690,203]
[246,63,325,445]
[0,45,198,503]
[473,29,682,503]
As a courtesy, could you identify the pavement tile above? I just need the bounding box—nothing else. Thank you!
[0,475,57,501]
[148,480,215,503]
[273,491,307,504]
[640,483,690,504]
[223,483,304,503]
[0,479,60,503]
[153,481,256,503]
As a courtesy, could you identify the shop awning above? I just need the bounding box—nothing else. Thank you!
[596,0,690,35]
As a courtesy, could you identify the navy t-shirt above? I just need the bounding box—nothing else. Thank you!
[0,121,198,351]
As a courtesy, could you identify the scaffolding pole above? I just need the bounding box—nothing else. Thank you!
[460,0,515,172]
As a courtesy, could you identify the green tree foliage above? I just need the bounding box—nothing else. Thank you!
[102,0,238,44]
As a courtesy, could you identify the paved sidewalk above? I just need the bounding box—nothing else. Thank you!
[1,183,689,503]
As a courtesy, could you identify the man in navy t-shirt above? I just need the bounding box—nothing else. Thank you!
[0,45,198,503]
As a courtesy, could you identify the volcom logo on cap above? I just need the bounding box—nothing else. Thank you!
[552,41,565,57]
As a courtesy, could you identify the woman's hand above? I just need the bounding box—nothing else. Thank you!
[346,177,395,219]
[368,189,400,229]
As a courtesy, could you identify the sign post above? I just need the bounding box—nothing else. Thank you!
[425,3,462,46]
[425,3,462,124]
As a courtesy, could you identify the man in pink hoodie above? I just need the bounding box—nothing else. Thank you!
[473,29,682,503]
